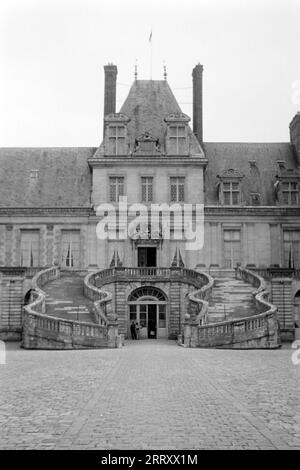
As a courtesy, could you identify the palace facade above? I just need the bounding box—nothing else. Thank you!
[0,63,300,345]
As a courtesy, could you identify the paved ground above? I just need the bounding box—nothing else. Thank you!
[0,341,299,450]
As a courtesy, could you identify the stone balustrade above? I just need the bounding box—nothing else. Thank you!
[84,266,214,331]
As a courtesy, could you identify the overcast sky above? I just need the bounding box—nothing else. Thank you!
[0,0,299,146]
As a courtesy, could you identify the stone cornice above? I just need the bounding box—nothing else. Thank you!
[0,207,93,216]
[204,205,300,217]
[88,156,208,167]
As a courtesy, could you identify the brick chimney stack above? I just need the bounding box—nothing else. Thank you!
[104,64,118,118]
[192,63,203,145]
[290,112,300,165]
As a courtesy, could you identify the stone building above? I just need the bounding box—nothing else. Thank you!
[0,63,299,344]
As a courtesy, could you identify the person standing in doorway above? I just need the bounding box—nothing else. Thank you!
[135,321,140,340]
[130,321,136,340]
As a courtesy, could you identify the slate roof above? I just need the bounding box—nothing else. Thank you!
[93,80,204,157]
[0,148,95,207]
[203,142,299,205]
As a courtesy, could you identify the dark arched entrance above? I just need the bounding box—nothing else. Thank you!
[127,286,168,339]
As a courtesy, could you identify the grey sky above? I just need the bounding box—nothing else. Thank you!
[1,0,300,146]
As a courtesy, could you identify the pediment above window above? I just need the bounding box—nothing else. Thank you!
[275,167,300,181]
[164,113,190,123]
[133,131,161,156]
[217,168,245,180]
[104,113,130,123]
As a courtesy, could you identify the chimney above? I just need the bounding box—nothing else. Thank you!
[104,63,118,118]
[192,63,203,145]
[290,112,300,164]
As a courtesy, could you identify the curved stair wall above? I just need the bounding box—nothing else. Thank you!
[184,267,280,349]
[22,266,118,349]
[84,267,214,339]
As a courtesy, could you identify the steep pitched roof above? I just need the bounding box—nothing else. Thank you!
[0,147,95,207]
[203,142,298,205]
[93,80,203,157]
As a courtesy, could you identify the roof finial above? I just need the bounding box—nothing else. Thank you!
[163,61,167,80]
[134,59,138,81]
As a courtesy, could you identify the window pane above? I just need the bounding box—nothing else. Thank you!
[282,192,289,205]
[232,192,239,205]
[140,311,147,328]
[224,192,231,205]
[291,192,298,205]
[159,305,166,328]
[129,305,137,321]
[232,182,239,190]
[169,126,178,137]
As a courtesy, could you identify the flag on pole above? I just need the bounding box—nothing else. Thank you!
[149,30,152,42]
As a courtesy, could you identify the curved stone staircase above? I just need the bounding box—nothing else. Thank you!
[208,270,257,323]
[21,265,280,350]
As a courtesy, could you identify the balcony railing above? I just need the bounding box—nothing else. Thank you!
[84,266,214,328]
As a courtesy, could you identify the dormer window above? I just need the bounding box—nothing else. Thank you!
[282,181,299,205]
[217,169,244,206]
[108,125,126,155]
[169,125,186,154]
[223,181,240,205]
[104,113,130,156]
[274,168,300,206]
[165,113,190,156]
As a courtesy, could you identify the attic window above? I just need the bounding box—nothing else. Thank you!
[108,125,126,155]
[30,170,39,179]
[217,169,244,206]
[282,181,299,205]
[164,113,190,156]
[223,182,240,205]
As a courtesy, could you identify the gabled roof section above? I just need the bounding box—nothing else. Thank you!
[93,80,204,158]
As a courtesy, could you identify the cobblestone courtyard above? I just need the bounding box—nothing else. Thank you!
[0,341,299,450]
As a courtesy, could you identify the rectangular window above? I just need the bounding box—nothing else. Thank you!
[141,177,153,202]
[224,229,241,268]
[129,305,137,322]
[170,177,185,202]
[223,181,240,205]
[140,305,147,328]
[158,305,166,328]
[169,125,187,154]
[109,176,124,202]
[20,230,40,267]
[108,125,126,155]
[61,230,80,268]
[282,182,299,205]
[283,230,300,268]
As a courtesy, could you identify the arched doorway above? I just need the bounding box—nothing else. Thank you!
[127,286,168,339]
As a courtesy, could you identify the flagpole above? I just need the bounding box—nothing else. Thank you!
[149,28,153,80]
